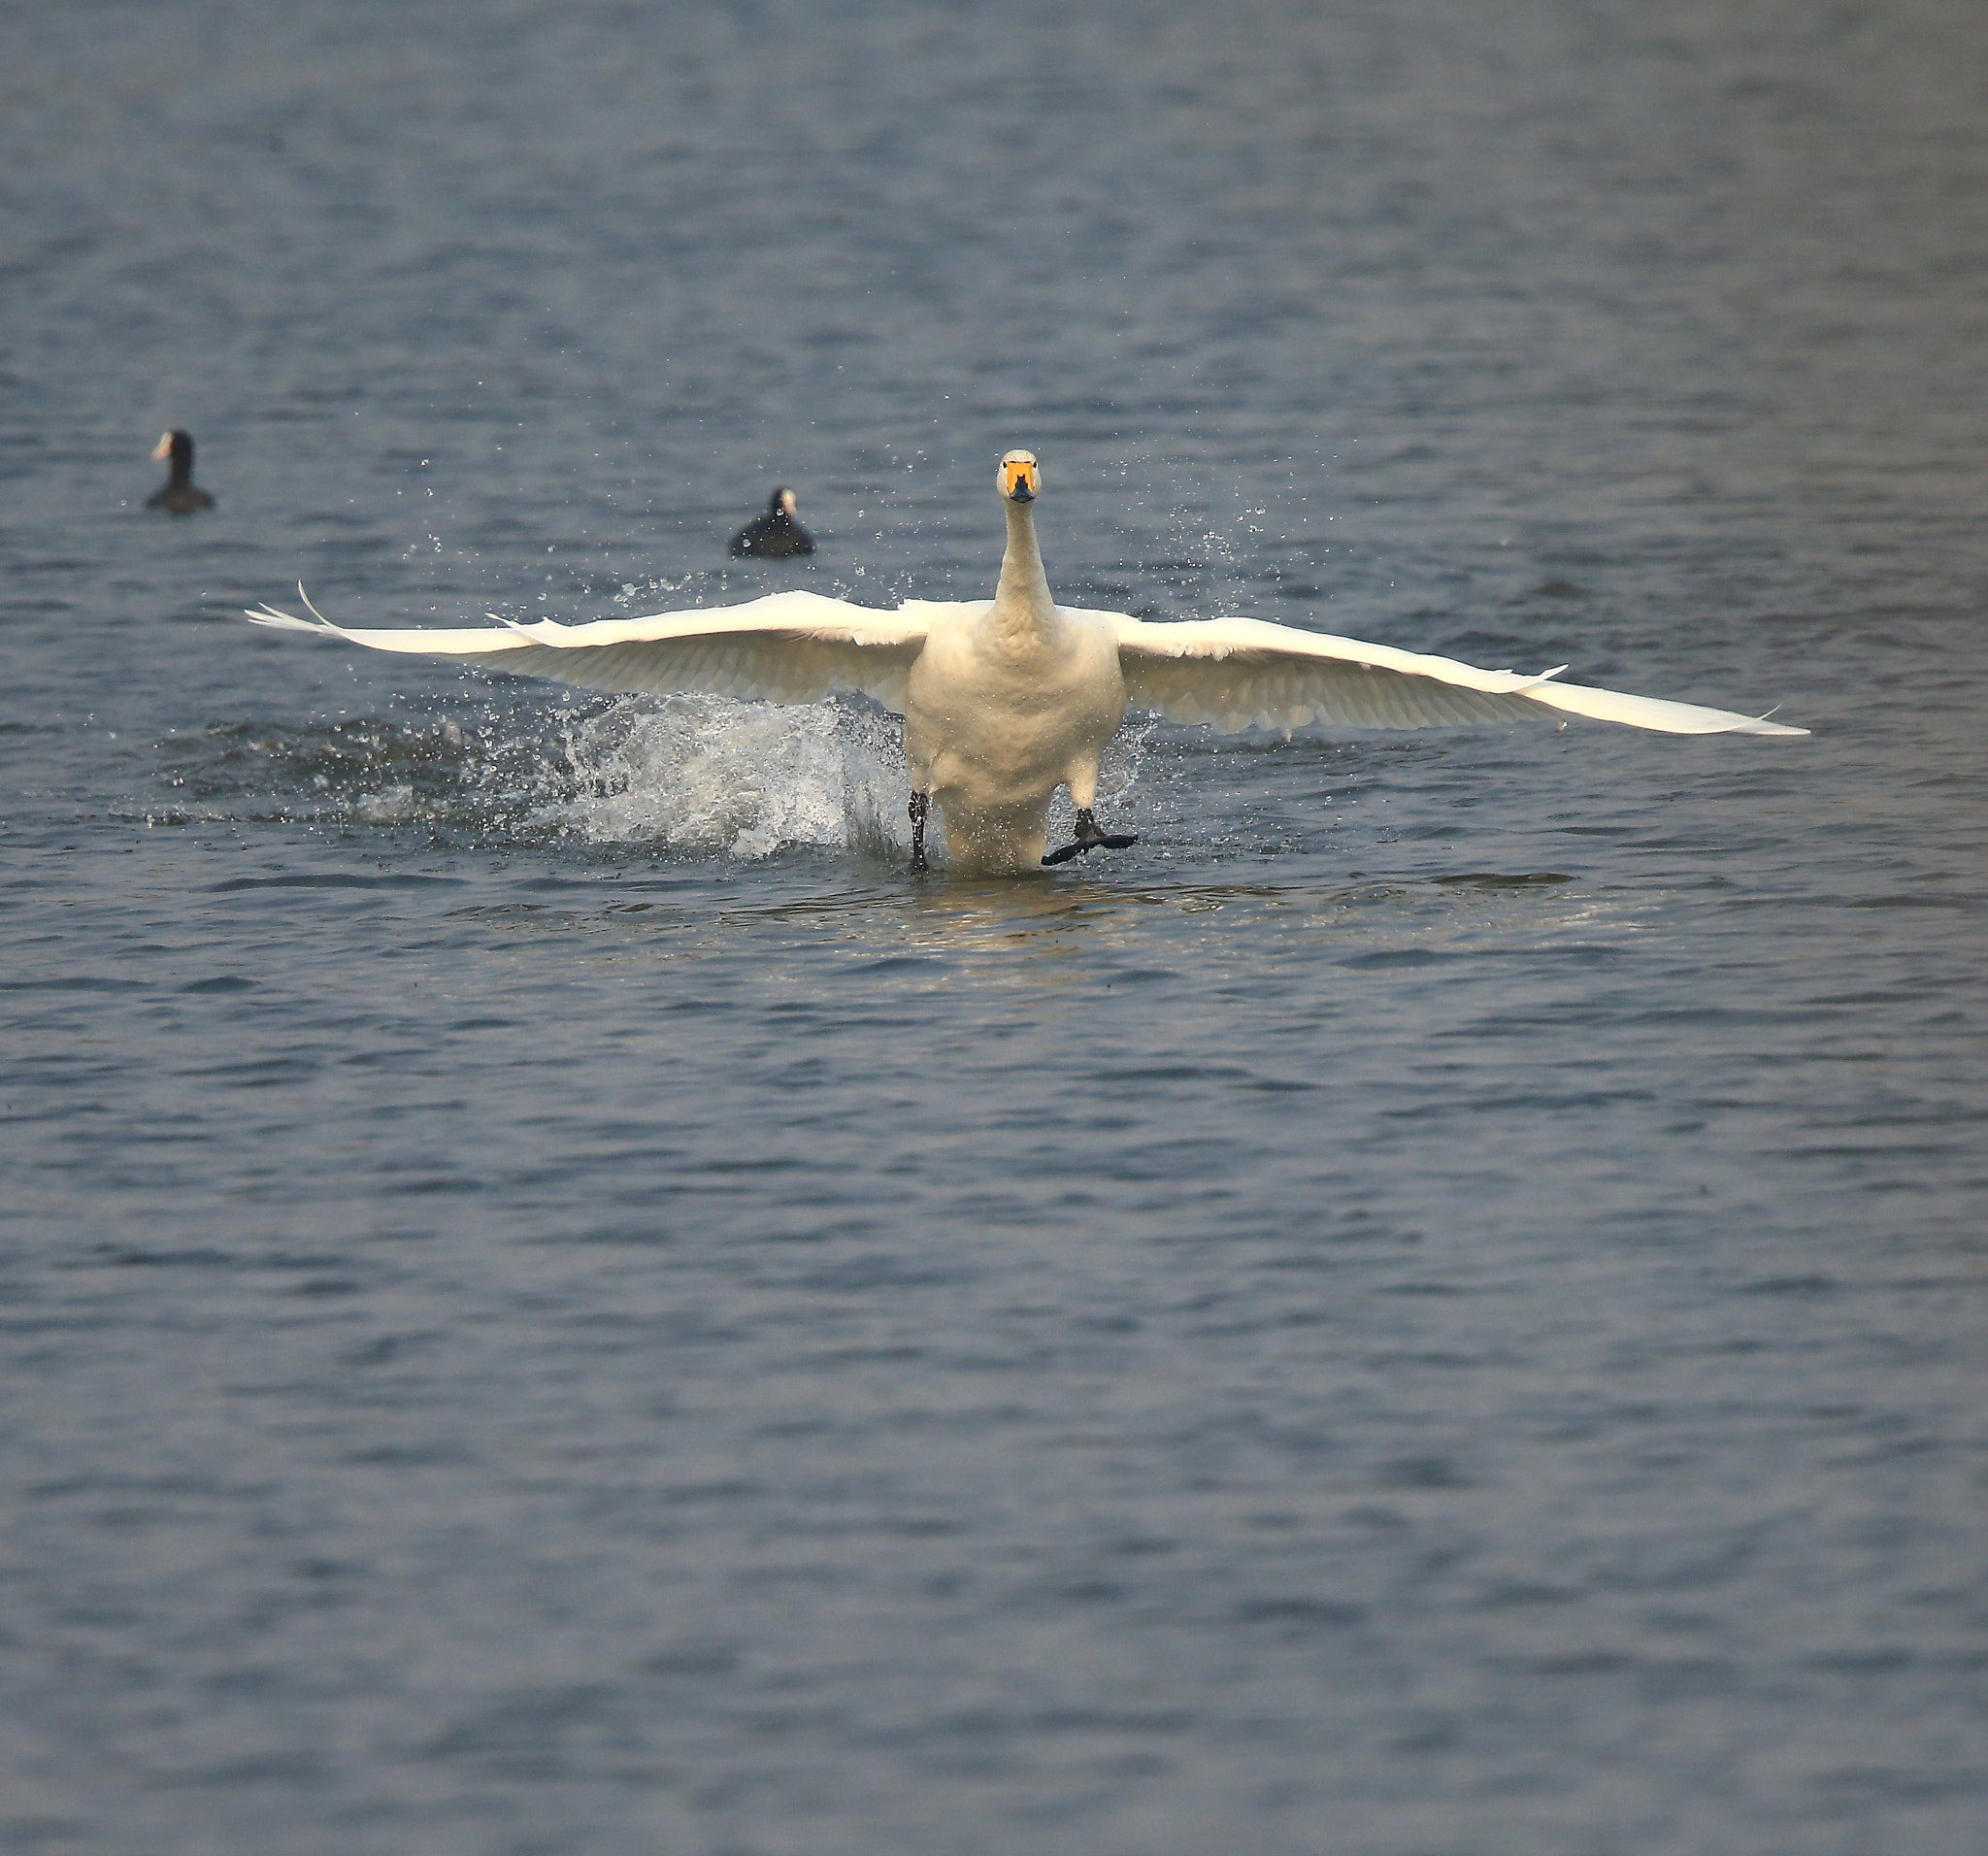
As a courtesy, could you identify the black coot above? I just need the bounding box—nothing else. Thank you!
[146,430,215,514]
[728,486,812,557]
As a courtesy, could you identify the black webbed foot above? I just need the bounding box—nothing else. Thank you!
[1043,808,1139,866]
[909,789,930,874]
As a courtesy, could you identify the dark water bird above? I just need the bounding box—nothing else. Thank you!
[248,449,1805,875]
[146,430,215,514]
[728,486,813,557]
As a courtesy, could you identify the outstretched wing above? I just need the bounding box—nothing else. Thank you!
[1106,613,1806,736]
[245,588,931,714]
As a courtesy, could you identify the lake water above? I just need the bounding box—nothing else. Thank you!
[3,3,1986,1852]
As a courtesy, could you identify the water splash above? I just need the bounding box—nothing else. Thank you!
[527,695,908,859]
[170,692,1161,866]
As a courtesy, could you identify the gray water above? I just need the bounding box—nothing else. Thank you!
[4,3,1986,1852]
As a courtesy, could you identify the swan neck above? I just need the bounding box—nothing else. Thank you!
[995,498,1056,638]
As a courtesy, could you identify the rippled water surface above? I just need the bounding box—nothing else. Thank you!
[5,3,1987,1852]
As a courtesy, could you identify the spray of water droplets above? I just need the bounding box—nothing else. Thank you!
[530,694,911,860]
[172,684,1158,867]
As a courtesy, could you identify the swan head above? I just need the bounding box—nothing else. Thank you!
[998,450,1039,505]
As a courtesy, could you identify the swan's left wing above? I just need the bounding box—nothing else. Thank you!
[1104,613,1806,736]
[245,588,929,714]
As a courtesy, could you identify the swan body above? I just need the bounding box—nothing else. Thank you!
[899,456,1130,865]
[247,449,1804,872]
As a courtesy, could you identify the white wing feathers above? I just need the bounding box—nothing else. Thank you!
[244,588,931,713]
[1108,613,1807,737]
[246,589,1804,739]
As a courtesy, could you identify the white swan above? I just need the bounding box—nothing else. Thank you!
[246,449,1805,872]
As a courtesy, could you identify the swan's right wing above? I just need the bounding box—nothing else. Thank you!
[245,588,930,714]
[1105,613,1806,736]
